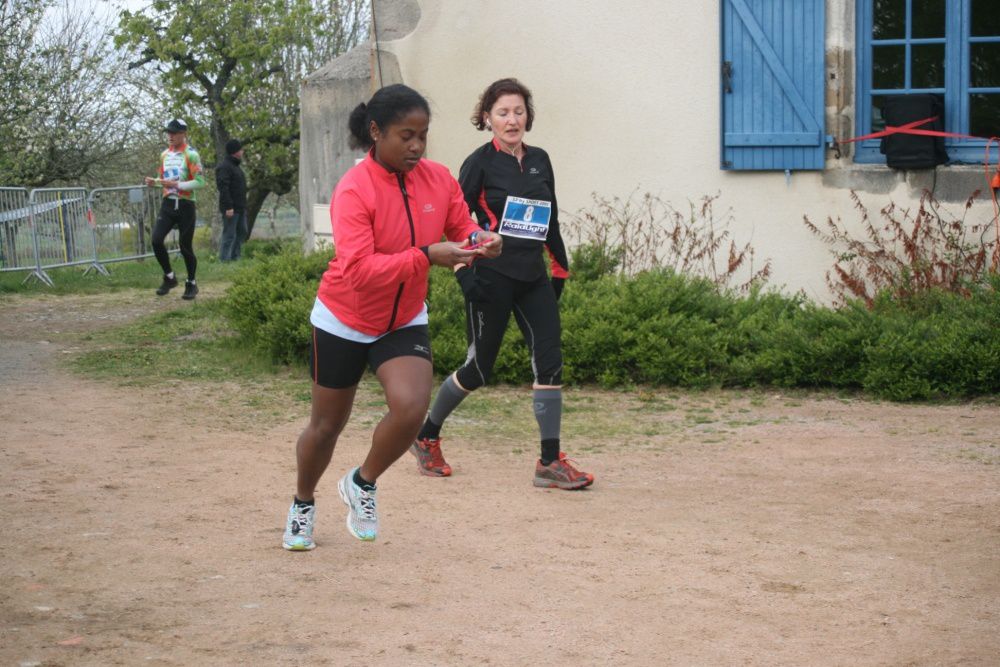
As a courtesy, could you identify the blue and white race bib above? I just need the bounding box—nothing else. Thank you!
[498,196,551,241]
[161,156,185,196]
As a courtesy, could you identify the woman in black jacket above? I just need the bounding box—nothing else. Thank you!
[411,78,593,490]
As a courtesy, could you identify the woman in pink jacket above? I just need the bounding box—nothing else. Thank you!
[282,84,501,551]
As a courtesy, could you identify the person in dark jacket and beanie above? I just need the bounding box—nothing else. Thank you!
[216,139,248,261]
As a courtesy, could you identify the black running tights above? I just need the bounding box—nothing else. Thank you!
[151,198,197,280]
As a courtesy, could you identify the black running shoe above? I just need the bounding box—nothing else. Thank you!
[182,280,199,300]
[156,275,178,296]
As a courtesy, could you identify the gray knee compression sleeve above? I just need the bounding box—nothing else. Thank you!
[532,388,562,441]
[428,374,470,427]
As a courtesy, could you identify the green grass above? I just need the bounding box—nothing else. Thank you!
[54,300,1000,462]
[74,299,262,381]
[0,255,248,295]
[22,261,996,460]
[42,290,878,452]
[7,232,999,477]
[69,292,314,425]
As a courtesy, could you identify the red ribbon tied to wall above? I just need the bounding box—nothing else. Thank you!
[837,115,984,144]
[837,116,1000,270]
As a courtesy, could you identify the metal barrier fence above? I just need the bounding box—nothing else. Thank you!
[28,188,101,285]
[88,186,179,268]
[0,185,180,285]
[0,187,38,279]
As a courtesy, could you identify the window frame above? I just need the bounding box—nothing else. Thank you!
[855,0,1000,164]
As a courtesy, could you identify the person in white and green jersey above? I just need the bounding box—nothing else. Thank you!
[144,118,205,300]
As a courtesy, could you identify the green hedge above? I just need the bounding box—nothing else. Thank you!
[222,249,1000,401]
[223,249,331,364]
[861,287,1000,400]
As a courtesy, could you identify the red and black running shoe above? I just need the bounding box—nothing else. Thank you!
[409,437,452,477]
[533,452,594,490]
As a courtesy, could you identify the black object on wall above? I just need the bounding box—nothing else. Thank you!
[880,94,949,169]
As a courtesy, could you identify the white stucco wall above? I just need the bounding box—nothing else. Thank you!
[368,0,996,302]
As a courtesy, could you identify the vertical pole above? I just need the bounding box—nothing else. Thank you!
[25,191,54,286]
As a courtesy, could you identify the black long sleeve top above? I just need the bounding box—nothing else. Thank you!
[458,138,569,282]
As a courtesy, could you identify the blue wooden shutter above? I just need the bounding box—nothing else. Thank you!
[721,0,826,170]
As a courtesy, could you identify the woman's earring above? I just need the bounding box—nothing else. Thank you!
[485,121,492,131]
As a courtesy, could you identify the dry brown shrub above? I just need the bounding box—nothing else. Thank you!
[568,191,771,291]
[803,190,999,306]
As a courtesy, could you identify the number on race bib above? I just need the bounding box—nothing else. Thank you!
[498,196,552,241]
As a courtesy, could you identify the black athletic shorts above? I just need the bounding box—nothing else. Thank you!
[308,324,432,389]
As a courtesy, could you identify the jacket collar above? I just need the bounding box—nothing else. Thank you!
[363,147,416,183]
[491,137,529,155]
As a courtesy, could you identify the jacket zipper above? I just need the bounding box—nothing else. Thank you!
[385,173,418,333]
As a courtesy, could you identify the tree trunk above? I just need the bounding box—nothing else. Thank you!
[246,185,270,238]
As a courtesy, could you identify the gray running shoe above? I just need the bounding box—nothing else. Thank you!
[282,502,316,551]
[337,467,378,541]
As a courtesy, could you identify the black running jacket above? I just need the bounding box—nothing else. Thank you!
[458,138,569,283]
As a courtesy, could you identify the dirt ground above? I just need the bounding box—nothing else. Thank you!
[1,291,999,667]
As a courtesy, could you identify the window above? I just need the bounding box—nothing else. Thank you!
[720,0,826,171]
[856,0,1000,164]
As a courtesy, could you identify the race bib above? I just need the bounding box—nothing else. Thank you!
[163,166,181,196]
[498,196,551,241]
